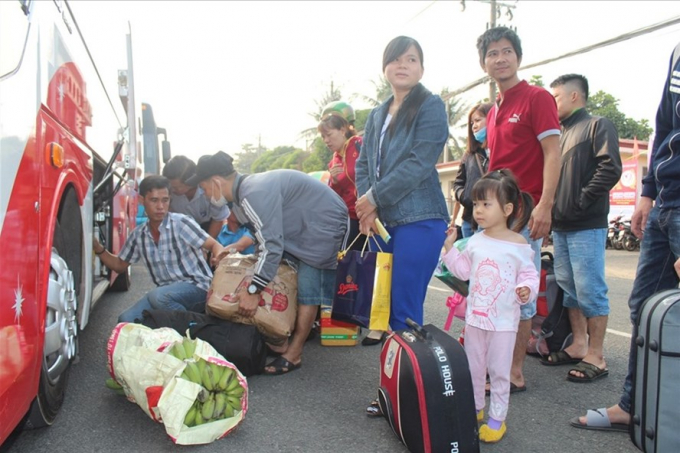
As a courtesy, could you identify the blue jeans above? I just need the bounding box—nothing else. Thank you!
[297,261,336,306]
[519,226,542,320]
[619,206,680,413]
[553,229,609,318]
[118,282,208,323]
[371,219,446,331]
[461,220,474,238]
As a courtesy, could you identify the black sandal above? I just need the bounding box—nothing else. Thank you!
[366,399,383,417]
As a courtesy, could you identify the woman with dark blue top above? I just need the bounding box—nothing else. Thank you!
[355,36,449,336]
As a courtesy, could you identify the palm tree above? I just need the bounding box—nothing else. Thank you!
[440,88,470,161]
[298,81,343,144]
[351,75,392,108]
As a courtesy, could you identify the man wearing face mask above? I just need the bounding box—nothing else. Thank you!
[186,151,349,375]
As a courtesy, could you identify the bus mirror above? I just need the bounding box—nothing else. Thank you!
[162,141,171,163]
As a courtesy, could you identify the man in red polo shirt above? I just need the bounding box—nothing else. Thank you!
[476,26,562,395]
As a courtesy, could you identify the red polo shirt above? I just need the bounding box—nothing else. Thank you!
[487,80,560,205]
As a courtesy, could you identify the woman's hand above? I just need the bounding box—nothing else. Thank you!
[355,194,377,220]
[329,162,343,184]
[359,211,378,236]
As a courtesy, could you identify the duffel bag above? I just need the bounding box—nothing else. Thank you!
[141,309,267,376]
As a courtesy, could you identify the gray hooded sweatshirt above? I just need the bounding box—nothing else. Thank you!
[230,170,348,290]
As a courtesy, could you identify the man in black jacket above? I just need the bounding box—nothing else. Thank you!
[545,74,622,384]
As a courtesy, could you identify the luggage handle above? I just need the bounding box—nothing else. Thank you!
[405,318,432,341]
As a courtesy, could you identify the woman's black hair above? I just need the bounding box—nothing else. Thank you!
[465,102,493,156]
[382,36,430,136]
[317,115,356,139]
[470,169,533,233]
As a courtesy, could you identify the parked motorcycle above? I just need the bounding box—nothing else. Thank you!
[622,221,640,251]
[607,216,625,250]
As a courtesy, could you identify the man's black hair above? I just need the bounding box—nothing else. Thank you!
[139,175,170,197]
[550,73,589,101]
[476,26,523,66]
[161,155,196,184]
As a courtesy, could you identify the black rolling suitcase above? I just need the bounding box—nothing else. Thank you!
[630,289,680,452]
[378,319,479,453]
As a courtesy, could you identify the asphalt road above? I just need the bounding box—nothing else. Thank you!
[5,248,642,453]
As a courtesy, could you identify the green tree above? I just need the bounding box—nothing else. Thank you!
[529,75,544,87]
[234,142,265,173]
[440,88,470,161]
[352,75,392,108]
[354,108,371,134]
[302,137,333,172]
[587,90,652,140]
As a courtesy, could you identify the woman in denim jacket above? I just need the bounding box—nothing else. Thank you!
[355,36,449,337]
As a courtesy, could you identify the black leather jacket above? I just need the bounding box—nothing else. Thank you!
[552,109,622,231]
[453,148,488,223]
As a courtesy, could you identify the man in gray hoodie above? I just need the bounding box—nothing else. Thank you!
[187,151,348,375]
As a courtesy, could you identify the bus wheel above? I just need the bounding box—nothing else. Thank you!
[25,220,78,428]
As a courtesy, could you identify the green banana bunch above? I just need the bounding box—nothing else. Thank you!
[217,366,234,391]
[105,377,125,396]
[182,338,196,358]
[184,403,198,427]
[213,392,227,419]
[179,360,247,428]
[170,342,187,360]
[201,393,216,420]
[201,362,215,391]
[183,361,202,384]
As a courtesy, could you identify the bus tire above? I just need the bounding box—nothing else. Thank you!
[25,203,80,428]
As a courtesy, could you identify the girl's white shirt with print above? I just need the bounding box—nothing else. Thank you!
[442,232,539,332]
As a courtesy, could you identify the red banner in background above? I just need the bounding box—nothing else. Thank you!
[610,138,639,209]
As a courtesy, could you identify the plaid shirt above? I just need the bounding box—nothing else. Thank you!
[119,213,212,291]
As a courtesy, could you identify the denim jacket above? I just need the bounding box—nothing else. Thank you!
[356,90,449,227]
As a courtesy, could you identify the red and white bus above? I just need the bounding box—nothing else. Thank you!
[0,0,168,442]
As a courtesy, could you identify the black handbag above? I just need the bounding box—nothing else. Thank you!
[140,309,267,376]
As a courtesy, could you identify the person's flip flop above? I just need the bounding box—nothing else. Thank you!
[540,350,582,366]
[366,399,383,417]
[567,361,609,383]
[263,356,301,376]
[485,382,526,396]
[569,408,628,432]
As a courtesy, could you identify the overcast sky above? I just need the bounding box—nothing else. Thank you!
[69,1,680,164]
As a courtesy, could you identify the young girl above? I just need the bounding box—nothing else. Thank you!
[441,169,539,443]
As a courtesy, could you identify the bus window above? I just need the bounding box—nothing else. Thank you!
[0,1,31,78]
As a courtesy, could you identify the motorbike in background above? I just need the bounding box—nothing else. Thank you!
[622,220,640,251]
[607,215,624,249]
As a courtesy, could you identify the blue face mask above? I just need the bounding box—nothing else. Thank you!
[474,127,487,143]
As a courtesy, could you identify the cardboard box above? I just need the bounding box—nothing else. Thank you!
[320,306,358,346]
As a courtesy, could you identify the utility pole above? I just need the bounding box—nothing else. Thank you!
[460,0,517,101]
[489,0,497,101]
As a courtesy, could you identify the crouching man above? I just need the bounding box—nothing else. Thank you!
[186,151,348,375]
[94,175,224,323]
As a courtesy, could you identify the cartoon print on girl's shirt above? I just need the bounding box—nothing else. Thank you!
[469,258,506,330]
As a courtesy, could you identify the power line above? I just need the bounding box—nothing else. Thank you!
[442,15,680,101]
[402,1,438,26]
